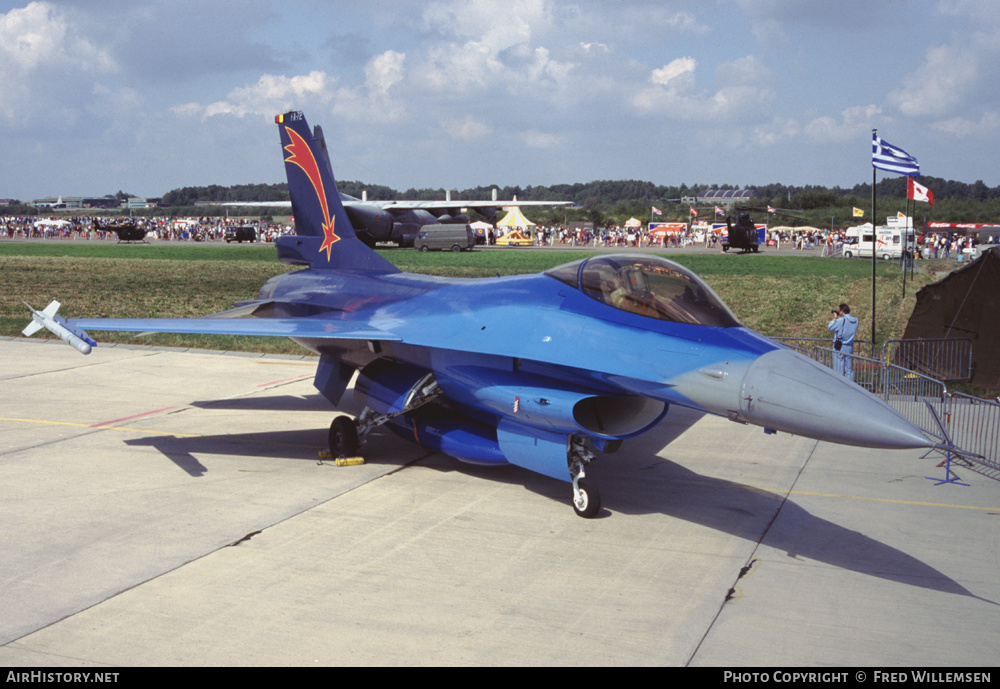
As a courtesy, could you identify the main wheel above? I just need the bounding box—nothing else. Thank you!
[573,478,602,518]
[329,416,359,457]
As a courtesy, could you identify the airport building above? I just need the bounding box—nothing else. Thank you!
[681,188,761,207]
[31,196,157,210]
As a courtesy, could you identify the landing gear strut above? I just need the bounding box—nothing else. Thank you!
[327,373,442,457]
[569,438,601,518]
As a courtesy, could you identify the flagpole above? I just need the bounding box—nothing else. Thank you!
[871,129,877,348]
[871,130,921,349]
[902,192,909,300]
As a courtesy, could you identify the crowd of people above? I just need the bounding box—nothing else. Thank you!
[4,215,992,260]
[0,216,292,242]
[501,224,855,251]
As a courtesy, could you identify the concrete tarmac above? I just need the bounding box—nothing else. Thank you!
[1,338,997,667]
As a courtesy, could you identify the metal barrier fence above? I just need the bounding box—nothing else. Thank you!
[941,393,1000,481]
[773,337,875,361]
[775,337,972,382]
[881,338,973,382]
[807,346,999,481]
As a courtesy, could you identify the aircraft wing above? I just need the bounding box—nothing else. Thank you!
[220,199,575,210]
[68,316,401,341]
[372,200,575,210]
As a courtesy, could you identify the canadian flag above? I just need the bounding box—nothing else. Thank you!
[908,178,934,205]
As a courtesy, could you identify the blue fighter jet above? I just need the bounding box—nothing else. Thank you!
[25,111,935,517]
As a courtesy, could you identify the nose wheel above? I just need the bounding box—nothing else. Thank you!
[570,439,601,518]
[572,476,601,518]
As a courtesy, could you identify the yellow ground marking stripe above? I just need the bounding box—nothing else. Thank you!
[2,415,997,509]
[0,416,322,448]
[253,360,316,366]
[1,416,202,438]
[735,482,999,512]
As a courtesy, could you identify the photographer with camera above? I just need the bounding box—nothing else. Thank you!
[827,303,859,380]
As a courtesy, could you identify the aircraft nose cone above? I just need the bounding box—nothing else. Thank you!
[740,349,933,450]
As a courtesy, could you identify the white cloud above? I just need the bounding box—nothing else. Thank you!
[365,50,406,96]
[716,55,769,86]
[932,111,1000,137]
[520,130,566,148]
[633,55,773,121]
[650,57,697,88]
[412,0,581,101]
[0,2,116,123]
[804,104,882,142]
[332,51,409,123]
[887,43,981,118]
[751,118,800,146]
[0,2,114,73]
[443,116,493,140]
[172,71,333,119]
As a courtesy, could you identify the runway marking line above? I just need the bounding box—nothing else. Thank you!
[1,414,998,510]
[1,415,203,438]
[257,374,312,388]
[740,484,998,513]
[0,416,322,449]
[89,407,177,427]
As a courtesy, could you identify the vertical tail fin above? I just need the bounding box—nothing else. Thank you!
[275,111,397,273]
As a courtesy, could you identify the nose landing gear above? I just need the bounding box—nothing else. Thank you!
[570,439,601,518]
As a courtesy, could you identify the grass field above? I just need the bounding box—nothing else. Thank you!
[1,242,943,355]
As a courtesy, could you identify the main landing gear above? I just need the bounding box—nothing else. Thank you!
[328,415,360,457]
[326,377,604,519]
[327,373,442,458]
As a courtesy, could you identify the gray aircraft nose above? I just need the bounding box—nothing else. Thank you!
[739,348,933,450]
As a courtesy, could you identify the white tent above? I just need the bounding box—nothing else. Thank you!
[470,220,492,242]
[496,206,536,229]
[34,218,71,228]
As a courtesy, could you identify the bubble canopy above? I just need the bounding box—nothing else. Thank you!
[545,255,742,328]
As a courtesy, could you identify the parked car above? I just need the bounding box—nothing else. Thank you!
[225,226,257,243]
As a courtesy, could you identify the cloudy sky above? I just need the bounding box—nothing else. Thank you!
[3,0,999,200]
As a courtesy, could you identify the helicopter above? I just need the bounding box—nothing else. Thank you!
[112,223,147,243]
[719,206,803,253]
[94,219,148,243]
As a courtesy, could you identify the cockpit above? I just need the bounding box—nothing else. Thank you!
[545,255,741,328]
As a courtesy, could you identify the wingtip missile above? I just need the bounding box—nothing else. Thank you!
[23,301,96,355]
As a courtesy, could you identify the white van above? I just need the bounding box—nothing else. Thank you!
[843,225,915,260]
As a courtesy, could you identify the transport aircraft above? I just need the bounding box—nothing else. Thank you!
[334,190,573,246]
[23,111,937,517]
[223,157,573,247]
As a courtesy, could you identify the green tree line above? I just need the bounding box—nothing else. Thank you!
[10,176,998,229]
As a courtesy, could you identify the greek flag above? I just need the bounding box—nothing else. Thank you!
[872,134,919,176]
